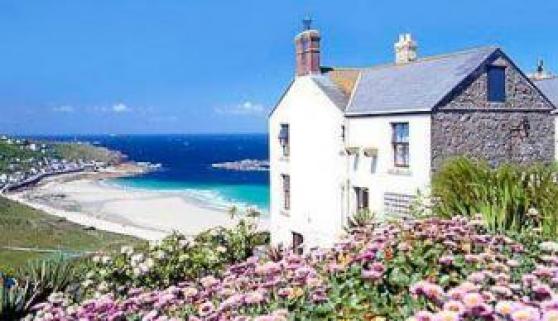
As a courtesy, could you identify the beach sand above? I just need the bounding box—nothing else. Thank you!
[4,165,268,241]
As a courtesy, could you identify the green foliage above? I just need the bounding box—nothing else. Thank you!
[431,157,558,236]
[346,209,375,229]
[51,143,122,164]
[1,257,80,321]
[83,218,269,295]
[0,276,33,321]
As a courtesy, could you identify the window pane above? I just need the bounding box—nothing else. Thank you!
[488,67,506,102]
[393,123,409,143]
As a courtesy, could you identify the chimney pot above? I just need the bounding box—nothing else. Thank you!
[394,33,418,64]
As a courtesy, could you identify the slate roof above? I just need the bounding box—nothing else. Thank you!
[344,46,498,115]
[311,75,351,111]
[534,77,558,109]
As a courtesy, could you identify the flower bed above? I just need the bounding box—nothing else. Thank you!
[28,216,557,321]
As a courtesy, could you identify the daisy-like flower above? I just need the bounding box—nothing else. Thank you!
[432,310,459,321]
[443,300,465,314]
[197,301,215,317]
[462,292,484,309]
[495,301,517,316]
[510,306,540,321]
[414,310,434,321]
[543,310,558,321]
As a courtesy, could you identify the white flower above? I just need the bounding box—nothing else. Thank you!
[146,258,155,268]
[101,256,111,264]
[139,263,150,274]
[82,279,93,288]
[540,241,558,253]
[133,267,141,276]
[92,255,101,263]
[216,246,227,253]
[130,253,145,266]
[155,250,166,260]
[97,281,108,292]
[120,246,134,255]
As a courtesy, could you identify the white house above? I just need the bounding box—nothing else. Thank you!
[269,22,556,250]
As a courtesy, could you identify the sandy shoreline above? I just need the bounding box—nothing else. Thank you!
[3,165,268,241]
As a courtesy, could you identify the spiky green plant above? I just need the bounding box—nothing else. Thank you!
[1,275,34,321]
[346,209,375,229]
[16,257,78,301]
[431,157,558,236]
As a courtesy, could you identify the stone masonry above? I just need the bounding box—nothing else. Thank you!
[431,53,555,170]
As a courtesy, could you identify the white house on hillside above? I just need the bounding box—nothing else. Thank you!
[269,22,556,250]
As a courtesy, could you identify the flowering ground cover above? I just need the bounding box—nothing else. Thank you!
[27,215,557,321]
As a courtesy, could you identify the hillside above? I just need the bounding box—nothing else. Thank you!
[0,196,142,274]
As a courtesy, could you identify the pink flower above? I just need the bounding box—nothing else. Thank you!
[197,301,215,317]
[443,300,465,314]
[468,272,486,284]
[543,310,558,321]
[462,292,484,309]
[510,307,541,321]
[495,301,518,316]
[414,310,434,321]
[432,310,459,321]
[439,255,454,266]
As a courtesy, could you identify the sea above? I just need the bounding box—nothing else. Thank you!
[33,134,270,214]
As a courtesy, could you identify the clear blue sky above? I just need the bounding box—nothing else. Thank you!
[1,0,557,135]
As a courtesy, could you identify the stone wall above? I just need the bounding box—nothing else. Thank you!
[431,54,555,170]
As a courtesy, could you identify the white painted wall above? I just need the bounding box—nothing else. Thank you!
[269,76,347,249]
[345,114,432,218]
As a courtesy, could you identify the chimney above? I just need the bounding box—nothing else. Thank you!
[294,17,321,76]
[394,33,418,64]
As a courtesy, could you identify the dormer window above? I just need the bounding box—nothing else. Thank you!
[487,66,506,102]
[278,124,290,157]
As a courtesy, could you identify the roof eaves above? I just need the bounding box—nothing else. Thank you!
[345,108,432,117]
[268,79,295,118]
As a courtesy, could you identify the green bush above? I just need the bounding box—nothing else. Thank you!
[82,218,269,295]
[431,157,558,236]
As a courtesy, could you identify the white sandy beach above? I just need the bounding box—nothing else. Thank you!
[4,167,268,241]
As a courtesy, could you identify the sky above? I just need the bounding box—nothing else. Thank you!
[1,0,558,135]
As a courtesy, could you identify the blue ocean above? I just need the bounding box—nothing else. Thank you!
[36,134,270,213]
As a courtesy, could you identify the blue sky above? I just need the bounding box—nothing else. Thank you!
[1,0,558,135]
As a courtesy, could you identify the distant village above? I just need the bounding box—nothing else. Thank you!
[0,135,116,193]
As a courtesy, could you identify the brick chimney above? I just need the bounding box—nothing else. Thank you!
[294,18,321,76]
[394,33,418,64]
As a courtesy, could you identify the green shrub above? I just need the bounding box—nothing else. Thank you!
[82,218,269,295]
[431,157,558,236]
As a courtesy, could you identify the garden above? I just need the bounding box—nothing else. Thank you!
[2,158,558,321]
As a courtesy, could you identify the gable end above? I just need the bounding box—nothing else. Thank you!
[434,50,555,111]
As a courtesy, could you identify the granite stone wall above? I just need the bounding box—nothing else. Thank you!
[431,54,555,170]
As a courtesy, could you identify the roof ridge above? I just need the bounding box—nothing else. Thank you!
[533,76,558,82]
[325,45,499,72]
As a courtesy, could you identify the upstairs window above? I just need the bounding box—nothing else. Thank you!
[392,123,409,167]
[282,174,291,210]
[278,124,290,157]
[487,66,506,102]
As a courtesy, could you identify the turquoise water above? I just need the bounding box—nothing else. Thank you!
[42,134,270,213]
[110,177,270,213]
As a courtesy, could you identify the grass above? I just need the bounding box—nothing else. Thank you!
[0,196,143,274]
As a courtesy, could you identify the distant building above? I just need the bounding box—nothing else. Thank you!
[269,22,556,250]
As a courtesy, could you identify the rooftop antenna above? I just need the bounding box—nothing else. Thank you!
[537,58,545,73]
[302,15,312,31]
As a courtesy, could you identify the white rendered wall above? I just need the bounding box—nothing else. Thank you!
[269,77,347,249]
[345,114,432,217]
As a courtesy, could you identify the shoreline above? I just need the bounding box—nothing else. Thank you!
[3,163,268,241]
